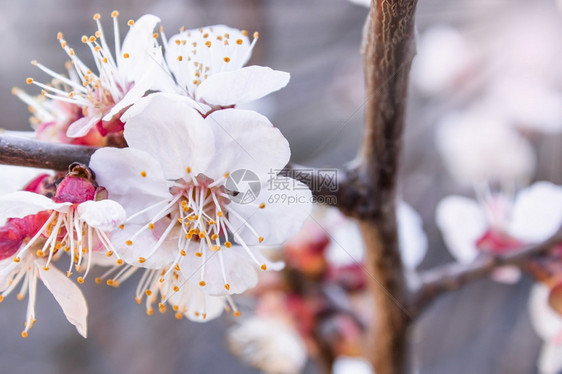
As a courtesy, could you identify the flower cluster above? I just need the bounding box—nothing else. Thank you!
[3,12,310,337]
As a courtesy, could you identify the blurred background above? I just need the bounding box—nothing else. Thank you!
[2,0,562,373]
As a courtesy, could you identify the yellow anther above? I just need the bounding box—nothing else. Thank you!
[236,39,243,45]
[148,223,155,230]
[225,33,230,39]
[203,33,209,38]
[89,36,96,43]
[253,31,259,39]
[146,308,154,316]
[211,234,219,240]
[158,303,166,312]
[95,277,102,284]
[199,281,206,287]
[177,56,183,61]
[123,53,130,59]
[259,203,266,209]
[93,13,101,20]
[186,166,191,173]
[105,250,114,257]
[127,20,134,26]
[81,35,88,43]
[173,286,179,292]
[135,296,142,304]
[261,264,267,271]
[102,57,108,63]
[77,277,84,284]
[205,41,212,47]
[180,250,186,256]
[175,39,181,45]
[259,237,264,243]
[111,10,119,18]
[198,232,206,239]
[36,250,45,257]
[174,264,180,271]
[43,266,49,271]
[95,31,101,38]
[224,284,230,291]
[159,278,164,283]
[153,33,159,39]
[17,294,24,301]
[21,331,28,338]
[172,305,179,312]
[195,252,202,257]
[69,48,75,56]
[67,271,72,277]
[185,233,192,240]
[106,280,114,286]
[57,32,63,40]
[0,295,3,302]
[26,78,33,85]
[212,245,220,251]
[223,57,230,63]
[126,240,133,246]
[175,312,183,320]
[116,259,124,265]
[145,289,152,296]
[217,211,224,217]
[224,241,232,248]
[224,172,230,178]
[138,257,146,263]
[234,311,241,317]
[241,30,248,36]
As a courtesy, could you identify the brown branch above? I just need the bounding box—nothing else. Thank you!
[355,1,418,373]
[413,229,562,314]
[0,135,96,171]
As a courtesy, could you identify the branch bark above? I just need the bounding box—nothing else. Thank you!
[414,229,562,314]
[355,1,418,373]
[0,135,95,171]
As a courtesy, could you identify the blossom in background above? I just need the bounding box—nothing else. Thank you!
[411,25,477,96]
[0,167,126,337]
[529,283,562,374]
[163,25,290,114]
[26,12,167,138]
[228,315,307,374]
[435,107,536,187]
[436,181,562,283]
[90,93,311,312]
[228,202,426,372]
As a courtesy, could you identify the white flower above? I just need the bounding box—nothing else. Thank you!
[227,316,307,374]
[347,0,371,7]
[435,107,536,187]
[323,202,427,273]
[0,163,50,200]
[529,283,562,374]
[163,25,290,114]
[90,93,311,298]
[0,191,126,280]
[27,12,167,138]
[436,181,562,283]
[333,356,374,374]
[411,25,476,96]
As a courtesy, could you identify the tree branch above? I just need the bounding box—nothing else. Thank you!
[0,135,96,171]
[413,229,562,314]
[356,1,418,373]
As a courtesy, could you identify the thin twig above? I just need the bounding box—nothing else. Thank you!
[413,229,562,314]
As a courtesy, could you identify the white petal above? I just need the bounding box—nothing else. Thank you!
[122,93,215,179]
[38,262,88,338]
[181,246,258,296]
[110,221,177,269]
[324,209,365,266]
[0,191,70,223]
[118,14,161,82]
[436,196,486,263]
[66,115,101,138]
[509,182,562,242]
[167,280,224,323]
[196,66,290,107]
[89,147,171,217]
[490,266,521,284]
[228,179,312,246]
[528,283,562,341]
[0,164,50,196]
[538,341,562,374]
[204,109,290,181]
[397,202,428,270]
[77,200,126,231]
[333,357,375,374]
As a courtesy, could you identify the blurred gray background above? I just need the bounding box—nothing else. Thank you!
[1,0,561,373]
